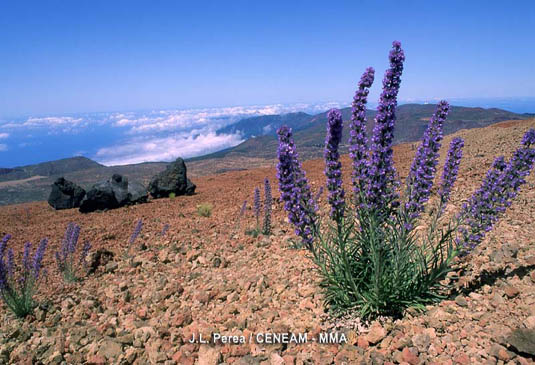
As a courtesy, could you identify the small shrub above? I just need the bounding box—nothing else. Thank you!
[276,41,535,319]
[197,203,213,217]
[55,222,91,282]
[0,234,48,318]
[245,228,260,238]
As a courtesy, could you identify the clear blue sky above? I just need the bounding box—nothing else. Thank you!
[1,0,534,117]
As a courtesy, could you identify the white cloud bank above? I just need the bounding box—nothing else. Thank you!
[0,133,8,139]
[96,132,244,166]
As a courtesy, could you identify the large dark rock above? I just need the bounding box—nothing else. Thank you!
[128,180,149,204]
[149,158,196,198]
[48,177,86,210]
[79,174,148,213]
[79,181,118,213]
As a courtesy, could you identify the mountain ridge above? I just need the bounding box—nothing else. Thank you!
[0,104,529,205]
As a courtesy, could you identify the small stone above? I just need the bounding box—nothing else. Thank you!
[412,333,431,352]
[455,295,468,307]
[105,261,118,273]
[525,316,535,329]
[98,340,122,360]
[401,347,420,365]
[504,285,520,299]
[47,351,64,365]
[366,323,387,345]
[270,352,284,365]
[197,345,222,365]
[453,353,470,365]
[87,355,107,365]
[158,248,170,263]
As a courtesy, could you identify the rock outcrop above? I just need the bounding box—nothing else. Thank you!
[148,158,196,198]
[48,177,86,210]
[79,174,148,213]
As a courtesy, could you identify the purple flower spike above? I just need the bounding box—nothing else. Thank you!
[349,67,374,204]
[240,200,247,217]
[7,248,15,279]
[458,135,535,252]
[254,187,261,219]
[405,101,450,220]
[1,234,11,258]
[80,241,91,266]
[325,108,346,220]
[438,137,464,209]
[129,219,143,245]
[366,41,405,215]
[22,242,32,272]
[522,128,535,147]
[161,223,170,236]
[33,238,48,280]
[277,125,316,249]
[263,178,273,234]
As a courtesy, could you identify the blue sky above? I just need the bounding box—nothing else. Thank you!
[0,1,534,167]
[1,0,534,117]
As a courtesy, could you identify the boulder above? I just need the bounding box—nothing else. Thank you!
[79,174,148,213]
[128,180,149,204]
[148,158,196,198]
[48,177,86,210]
[79,181,118,213]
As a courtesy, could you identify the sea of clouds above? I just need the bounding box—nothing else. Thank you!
[0,102,342,167]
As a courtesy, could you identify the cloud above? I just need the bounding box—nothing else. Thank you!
[0,101,341,165]
[95,132,244,166]
[0,144,7,151]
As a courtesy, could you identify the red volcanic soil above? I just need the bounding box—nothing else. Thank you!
[1,119,535,364]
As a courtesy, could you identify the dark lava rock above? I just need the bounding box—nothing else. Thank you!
[48,177,86,210]
[148,158,196,198]
[79,174,148,213]
[128,180,149,204]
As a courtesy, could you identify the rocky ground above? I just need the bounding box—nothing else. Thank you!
[1,118,535,364]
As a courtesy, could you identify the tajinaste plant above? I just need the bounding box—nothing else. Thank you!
[129,219,143,245]
[254,187,261,229]
[276,125,317,249]
[325,109,346,222]
[55,222,91,282]
[349,67,375,205]
[263,178,273,235]
[240,200,247,217]
[276,41,535,319]
[0,234,48,317]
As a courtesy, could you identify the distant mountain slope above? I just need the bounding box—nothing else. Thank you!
[194,104,527,162]
[0,159,169,206]
[0,156,104,182]
[216,112,313,139]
